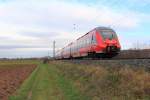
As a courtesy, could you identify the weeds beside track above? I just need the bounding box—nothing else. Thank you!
[54,61,150,100]
[64,59,150,71]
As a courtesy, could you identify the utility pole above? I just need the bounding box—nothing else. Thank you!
[73,24,76,33]
[48,52,50,59]
[53,41,55,59]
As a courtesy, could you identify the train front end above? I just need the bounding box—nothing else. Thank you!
[95,27,121,57]
[104,38,120,54]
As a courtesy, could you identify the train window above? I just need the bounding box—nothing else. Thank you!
[77,41,79,49]
[86,36,88,45]
[80,40,82,48]
[84,39,86,47]
[73,44,75,52]
[81,39,83,47]
[77,41,79,50]
[86,38,88,46]
[83,39,85,47]
[100,30,117,40]
[79,40,81,48]
[85,37,87,46]
[82,38,84,47]
[75,42,78,51]
[88,35,90,44]
[79,42,81,49]
[86,37,88,46]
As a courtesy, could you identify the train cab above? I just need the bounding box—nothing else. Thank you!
[89,27,121,57]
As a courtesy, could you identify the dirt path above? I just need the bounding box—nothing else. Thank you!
[0,64,36,100]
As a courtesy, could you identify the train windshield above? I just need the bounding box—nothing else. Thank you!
[100,30,117,40]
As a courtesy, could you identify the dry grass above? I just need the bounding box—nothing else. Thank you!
[53,61,150,100]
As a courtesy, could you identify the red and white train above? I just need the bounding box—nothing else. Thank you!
[55,27,121,59]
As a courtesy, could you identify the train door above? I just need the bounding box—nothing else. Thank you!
[91,31,96,45]
[90,30,97,52]
[89,31,94,52]
[91,34,94,44]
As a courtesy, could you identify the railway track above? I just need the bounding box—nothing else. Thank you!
[96,57,150,60]
[59,56,150,60]
[62,58,150,71]
[53,49,150,70]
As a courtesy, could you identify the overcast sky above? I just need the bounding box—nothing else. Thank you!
[0,0,150,58]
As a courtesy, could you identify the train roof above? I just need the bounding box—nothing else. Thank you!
[95,27,114,31]
[77,27,114,40]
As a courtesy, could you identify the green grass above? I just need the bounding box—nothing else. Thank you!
[10,63,85,100]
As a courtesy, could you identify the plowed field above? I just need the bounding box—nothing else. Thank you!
[0,64,36,100]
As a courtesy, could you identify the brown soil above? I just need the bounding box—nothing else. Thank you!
[0,64,37,100]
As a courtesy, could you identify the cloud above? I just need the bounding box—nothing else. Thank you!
[0,0,143,31]
[0,44,49,49]
[0,48,51,58]
[0,0,149,57]
[19,31,60,38]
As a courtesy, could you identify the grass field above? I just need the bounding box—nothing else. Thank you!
[0,60,148,100]
[54,61,150,100]
[10,62,86,100]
